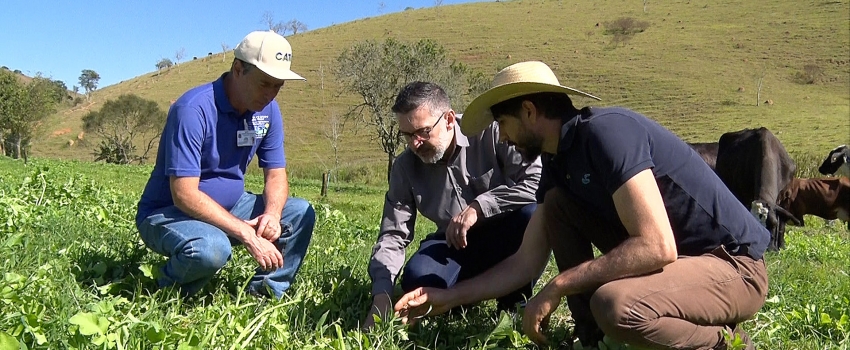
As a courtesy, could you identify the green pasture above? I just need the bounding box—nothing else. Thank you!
[0,157,848,349]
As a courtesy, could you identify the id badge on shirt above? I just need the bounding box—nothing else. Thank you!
[237,120,256,147]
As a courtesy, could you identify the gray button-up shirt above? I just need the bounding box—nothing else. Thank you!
[368,121,542,297]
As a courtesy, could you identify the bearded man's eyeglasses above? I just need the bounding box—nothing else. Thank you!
[398,111,447,141]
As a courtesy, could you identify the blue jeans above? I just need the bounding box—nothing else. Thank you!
[400,204,538,310]
[137,193,315,298]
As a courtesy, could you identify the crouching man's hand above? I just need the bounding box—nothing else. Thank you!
[362,294,393,331]
[394,287,456,326]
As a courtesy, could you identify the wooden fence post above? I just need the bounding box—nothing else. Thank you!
[321,172,329,197]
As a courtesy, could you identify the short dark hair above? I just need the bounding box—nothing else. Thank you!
[490,92,578,121]
[392,81,451,115]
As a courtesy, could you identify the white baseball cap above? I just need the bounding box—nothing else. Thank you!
[234,31,305,81]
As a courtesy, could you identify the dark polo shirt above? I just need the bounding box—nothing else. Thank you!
[537,107,770,260]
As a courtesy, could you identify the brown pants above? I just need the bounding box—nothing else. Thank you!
[543,187,769,350]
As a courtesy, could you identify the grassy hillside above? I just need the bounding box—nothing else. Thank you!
[31,0,850,179]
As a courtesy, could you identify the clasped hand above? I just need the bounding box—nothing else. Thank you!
[243,213,283,271]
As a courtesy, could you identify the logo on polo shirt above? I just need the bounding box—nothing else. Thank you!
[582,174,591,185]
[252,115,270,138]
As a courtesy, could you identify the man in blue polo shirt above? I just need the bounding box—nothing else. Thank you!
[394,61,768,350]
[136,31,314,299]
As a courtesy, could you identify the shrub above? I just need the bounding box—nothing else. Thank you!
[603,17,650,45]
[795,64,824,84]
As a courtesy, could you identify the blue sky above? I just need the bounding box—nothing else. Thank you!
[1,0,482,89]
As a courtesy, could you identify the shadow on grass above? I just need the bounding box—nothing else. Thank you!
[70,242,161,300]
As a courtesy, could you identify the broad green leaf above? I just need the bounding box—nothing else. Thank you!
[0,331,19,350]
[138,264,155,279]
[820,313,832,325]
[487,311,514,339]
[92,334,107,346]
[32,330,46,345]
[4,273,24,284]
[2,232,24,248]
[69,312,107,336]
[838,314,849,327]
[145,324,165,343]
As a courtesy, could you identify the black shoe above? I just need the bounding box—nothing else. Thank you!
[245,284,271,299]
[572,321,605,349]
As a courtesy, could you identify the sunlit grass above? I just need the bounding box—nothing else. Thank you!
[1,158,848,349]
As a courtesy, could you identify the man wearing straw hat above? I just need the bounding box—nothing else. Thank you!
[395,61,768,349]
[363,81,542,329]
[136,31,315,299]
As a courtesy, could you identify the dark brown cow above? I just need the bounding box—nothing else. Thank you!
[715,127,799,251]
[779,177,850,230]
[688,142,719,170]
[818,145,850,177]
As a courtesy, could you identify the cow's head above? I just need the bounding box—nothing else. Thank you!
[818,145,850,177]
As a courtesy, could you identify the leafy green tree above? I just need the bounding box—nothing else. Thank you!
[34,76,70,104]
[0,70,56,162]
[78,69,100,99]
[334,38,490,182]
[81,94,166,164]
[156,58,174,70]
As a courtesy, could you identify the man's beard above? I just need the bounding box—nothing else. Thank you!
[415,140,448,164]
[515,129,543,162]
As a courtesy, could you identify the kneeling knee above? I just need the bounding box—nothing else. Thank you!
[589,285,641,341]
[184,239,231,273]
[286,198,316,229]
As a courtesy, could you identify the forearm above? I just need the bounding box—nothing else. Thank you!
[172,189,253,242]
[450,245,548,307]
[547,236,675,298]
[368,236,407,297]
[263,168,289,217]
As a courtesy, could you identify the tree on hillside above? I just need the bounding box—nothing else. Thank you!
[335,38,490,182]
[0,70,56,163]
[262,11,287,35]
[221,42,230,63]
[175,48,186,68]
[33,75,70,104]
[81,94,167,164]
[156,58,174,70]
[285,19,308,35]
[78,69,100,99]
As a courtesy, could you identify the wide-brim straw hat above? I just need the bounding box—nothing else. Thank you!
[462,61,600,135]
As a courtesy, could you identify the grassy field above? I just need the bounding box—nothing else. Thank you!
[0,157,848,349]
[28,0,849,182]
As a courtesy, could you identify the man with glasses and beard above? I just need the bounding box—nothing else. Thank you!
[362,81,542,329]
